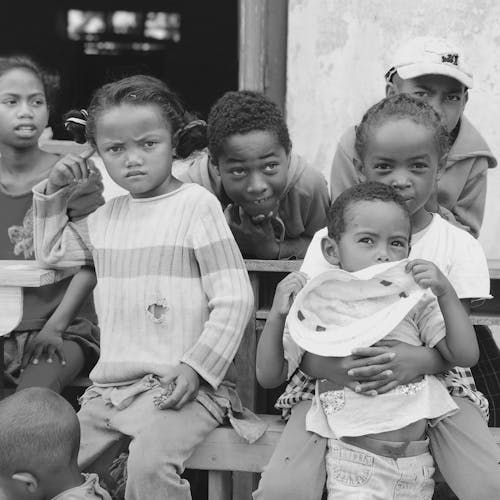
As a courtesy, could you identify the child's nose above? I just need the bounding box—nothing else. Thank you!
[247,174,267,193]
[376,249,390,262]
[125,151,144,167]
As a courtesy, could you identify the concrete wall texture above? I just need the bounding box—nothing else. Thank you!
[286,0,500,258]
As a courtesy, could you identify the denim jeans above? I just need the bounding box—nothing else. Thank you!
[325,438,435,499]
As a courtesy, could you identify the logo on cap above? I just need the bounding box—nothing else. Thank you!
[441,53,459,66]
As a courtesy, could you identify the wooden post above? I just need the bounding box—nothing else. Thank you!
[238,0,288,112]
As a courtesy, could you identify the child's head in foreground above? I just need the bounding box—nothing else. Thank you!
[207,90,292,217]
[385,36,471,134]
[0,388,80,500]
[0,55,59,151]
[78,75,206,199]
[322,182,411,273]
[354,93,450,233]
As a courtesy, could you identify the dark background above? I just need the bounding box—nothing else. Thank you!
[0,0,238,137]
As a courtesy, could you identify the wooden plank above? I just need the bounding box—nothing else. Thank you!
[245,259,302,273]
[208,471,231,500]
[0,261,78,287]
[187,415,284,472]
[470,314,500,326]
[235,271,259,410]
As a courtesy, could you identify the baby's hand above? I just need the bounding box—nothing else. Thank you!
[272,271,308,317]
[155,363,200,410]
[46,149,95,194]
[406,259,452,297]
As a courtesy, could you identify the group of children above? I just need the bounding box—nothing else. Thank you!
[0,35,498,500]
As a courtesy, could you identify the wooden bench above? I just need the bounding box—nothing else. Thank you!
[2,258,500,500]
[186,417,500,500]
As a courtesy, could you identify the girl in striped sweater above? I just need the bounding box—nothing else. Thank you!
[31,75,254,500]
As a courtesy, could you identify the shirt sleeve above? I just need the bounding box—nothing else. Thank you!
[181,193,254,390]
[414,294,446,348]
[32,179,94,268]
[301,168,330,237]
[329,129,360,203]
[438,158,488,239]
[447,226,491,300]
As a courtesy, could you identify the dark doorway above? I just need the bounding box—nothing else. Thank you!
[1,0,238,137]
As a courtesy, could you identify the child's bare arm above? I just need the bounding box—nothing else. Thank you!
[408,259,479,367]
[22,266,97,366]
[301,340,452,395]
[256,272,308,388]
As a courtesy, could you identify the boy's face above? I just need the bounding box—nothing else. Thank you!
[95,104,175,199]
[389,73,467,133]
[323,200,410,272]
[357,118,440,233]
[214,130,289,217]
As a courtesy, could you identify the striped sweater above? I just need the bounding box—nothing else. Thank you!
[32,181,253,389]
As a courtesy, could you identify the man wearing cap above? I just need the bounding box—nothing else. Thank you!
[330,36,496,239]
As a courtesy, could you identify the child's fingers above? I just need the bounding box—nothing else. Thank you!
[79,147,95,161]
[30,343,44,365]
[173,390,194,410]
[372,380,400,394]
[158,379,187,410]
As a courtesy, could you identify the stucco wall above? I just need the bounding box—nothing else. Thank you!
[286,0,500,258]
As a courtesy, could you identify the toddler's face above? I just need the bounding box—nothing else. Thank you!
[0,68,48,149]
[214,130,289,217]
[328,200,410,273]
[95,104,175,198]
[393,74,467,133]
[358,118,440,233]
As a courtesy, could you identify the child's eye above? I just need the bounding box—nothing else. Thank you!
[413,91,428,98]
[446,95,461,102]
[412,162,429,170]
[263,162,279,172]
[3,98,17,106]
[143,141,157,149]
[107,145,123,153]
[230,168,246,177]
[359,237,374,244]
[31,98,46,107]
[373,163,391,171]
[391,240,405,247]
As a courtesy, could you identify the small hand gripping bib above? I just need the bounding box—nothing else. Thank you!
[288,260,425,356]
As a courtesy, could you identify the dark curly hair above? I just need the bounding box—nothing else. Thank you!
[327,181,411,242]
[207,90,291,163]
[82,75,206,157]
[354,93,450,162]
[0,55,60,113]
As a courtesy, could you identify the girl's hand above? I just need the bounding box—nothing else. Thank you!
[156,363,200,410]
[46,149,95,194]
[349,341,428,394]
[224,205,279,259]
[21,326,66,368]
[406,259,452,297]
[272,271,308,317]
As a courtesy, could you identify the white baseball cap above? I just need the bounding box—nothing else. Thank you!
[385,36,473,89]
[288,261,425,357]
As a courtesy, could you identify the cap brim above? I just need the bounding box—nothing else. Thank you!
[397,63,473,88]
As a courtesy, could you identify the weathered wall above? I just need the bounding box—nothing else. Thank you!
[287,0,500,257]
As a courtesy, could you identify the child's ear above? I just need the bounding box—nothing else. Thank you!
[12,472,38,493]
[353,157,367,181]
[385,81,398,97]
[321,236,340,266]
